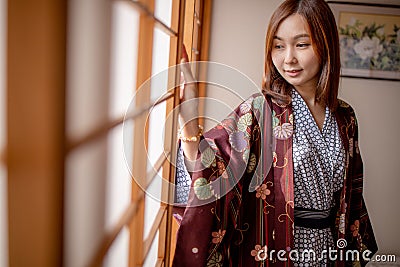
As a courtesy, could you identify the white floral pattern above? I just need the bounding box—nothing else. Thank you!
[194,178,214,200]
[354,36,383,60]
[273,122,294,140]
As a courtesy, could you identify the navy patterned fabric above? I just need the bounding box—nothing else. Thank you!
[292,89,345,266]
[175,145,191,204]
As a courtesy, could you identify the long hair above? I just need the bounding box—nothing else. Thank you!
[262,0,341,111]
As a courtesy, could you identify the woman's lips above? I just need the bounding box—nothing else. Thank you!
[285,69,302,77]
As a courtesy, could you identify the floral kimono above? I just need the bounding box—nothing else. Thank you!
[172,92,377,267]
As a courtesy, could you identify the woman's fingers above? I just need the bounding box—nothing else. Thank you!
[179,44,199,124]
[180,71,185,99]
[181,44,189,62]
[180,44,195,83]
[179,45,197,101]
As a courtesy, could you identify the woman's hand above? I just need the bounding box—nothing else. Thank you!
[178,45,200,162]
[179,45,199,125]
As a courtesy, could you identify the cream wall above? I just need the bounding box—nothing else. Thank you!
[206,0,400,257]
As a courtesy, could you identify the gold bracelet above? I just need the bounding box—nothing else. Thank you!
[178,125,203,142]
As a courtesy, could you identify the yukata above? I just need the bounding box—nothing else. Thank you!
[173,90,378,267]
[291,89,345,266]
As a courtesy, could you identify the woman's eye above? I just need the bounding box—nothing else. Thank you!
[297,43,310,48]
[274,45,283,49]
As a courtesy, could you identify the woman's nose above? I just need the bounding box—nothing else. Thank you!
[284,48,297,64]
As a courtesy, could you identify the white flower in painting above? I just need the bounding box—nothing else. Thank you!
[346,38,355,47]
[348,17,357,26]
[376,28,385,36]
[354,36,383,60]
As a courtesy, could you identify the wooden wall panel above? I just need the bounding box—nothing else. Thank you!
[7,0,67,266]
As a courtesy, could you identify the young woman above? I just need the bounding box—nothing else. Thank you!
[173,0,378,266]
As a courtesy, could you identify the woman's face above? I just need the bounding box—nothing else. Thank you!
[271,13,321,92]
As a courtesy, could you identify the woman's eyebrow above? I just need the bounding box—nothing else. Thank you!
[294,33,310,39]
[273,33,310,40]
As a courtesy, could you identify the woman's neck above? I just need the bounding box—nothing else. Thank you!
[294,86,326,131]
[294,86,318,107]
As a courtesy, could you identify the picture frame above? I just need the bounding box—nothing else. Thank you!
[328,1,400,81]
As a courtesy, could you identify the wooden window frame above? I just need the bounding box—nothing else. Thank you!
[84,0,212,266]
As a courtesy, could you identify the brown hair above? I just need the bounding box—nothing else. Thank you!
[262,0,341,111]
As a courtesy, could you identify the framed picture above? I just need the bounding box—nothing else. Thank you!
[328,1,400,80]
